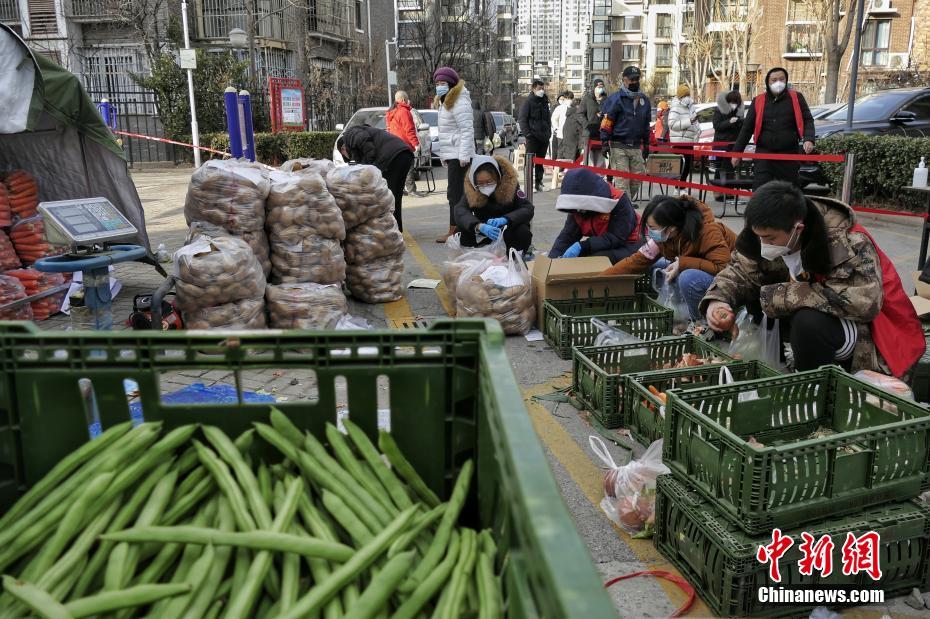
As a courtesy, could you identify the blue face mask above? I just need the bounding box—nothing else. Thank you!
[648,228,668,243]
[436,84,449,96]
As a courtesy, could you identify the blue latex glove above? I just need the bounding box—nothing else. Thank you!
[561,242,582,258]
[486,217,508,228]
[479,224,501,240]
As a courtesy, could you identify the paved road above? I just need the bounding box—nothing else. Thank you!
[40,157,927,618]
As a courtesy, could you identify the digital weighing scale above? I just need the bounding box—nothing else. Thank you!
[34,198,163,330]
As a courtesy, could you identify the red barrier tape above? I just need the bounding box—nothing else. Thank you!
[650,144,845,163]
[113,130,230,157]
[533,156,754,197]
[852,206,929,220]
[589,140,735,148]
[605,570,696,618]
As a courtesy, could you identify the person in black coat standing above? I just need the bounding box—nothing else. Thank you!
[711,90,744,196]
[454,155,534,252]
[518,79,551,191]
[732,67,815,189]
[558,99,586,162]
[337,125,414,231]
[583,78,607,167]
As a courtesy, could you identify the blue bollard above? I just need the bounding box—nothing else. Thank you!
[239,90,255,162]
[225,86,243,158]
[96,100,117,130]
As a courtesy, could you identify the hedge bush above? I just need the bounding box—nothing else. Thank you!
[198,131,340,165]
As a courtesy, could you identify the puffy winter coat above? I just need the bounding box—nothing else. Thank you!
[711,92,743,144]
[599,89,650,146]
[583,91,604,139]
[434,81,475,162]
[667,97,700,143]
[340,125,412,171]
[550,190,639,259]
[385,101,419,150]
[454,155,534,246]
[519,93,552,141]
[557,104,586,160]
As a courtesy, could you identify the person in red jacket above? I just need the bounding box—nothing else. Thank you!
[385,90,421,196]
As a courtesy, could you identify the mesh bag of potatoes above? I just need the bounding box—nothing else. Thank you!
[184,160,269,233]
[325,164,394,230]
[269,231,346,285]
[266,171,345,241]
[183,297,267,330]
[266,282,347,329]
[346,252,404,304]
[344,211,404,264]
[173,236,266,312]
[455,248,535,335]
[280,158,336,177]
[186,220,271,277]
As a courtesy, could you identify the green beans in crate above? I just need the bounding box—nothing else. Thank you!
[655,475,930,618]
[571,335,732,428]
[0,320,617,619]
[543,294,672,360]
[625,361,780,446]
[664,365,930,535]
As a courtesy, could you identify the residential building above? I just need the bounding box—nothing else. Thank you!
[496,0,518,107]
[562,31,588,95]
[516,33,534,95]
[642,0,695,98]
[517,0,561,65]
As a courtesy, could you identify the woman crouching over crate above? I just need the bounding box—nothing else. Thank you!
[599,193,737,321]
[454,155,534,253]
[701,181,923,375]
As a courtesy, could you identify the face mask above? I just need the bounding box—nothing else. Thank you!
[770,80,787,95]
[436,84,449,96]
[647,228,668,243]
[478,183,496,196]
[730,103,738,111]
[595,87,605,96]
[535,89,545,97]
[759,225,801,261]
[627,82,640,92]
[681,96,692,107]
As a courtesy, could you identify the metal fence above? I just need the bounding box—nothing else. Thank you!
[86,89,181,166]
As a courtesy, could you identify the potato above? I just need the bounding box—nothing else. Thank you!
[325,164,395,230]
[183,297,266,329]
[184,160,269,232]
[269,234,346,285]
[266,282,347,329]
[280,158,335,177]
[174,236,266,312]
[453,258,534,335]
[266,171,345,241]
[345,252,404,303]
[344,212,404,264]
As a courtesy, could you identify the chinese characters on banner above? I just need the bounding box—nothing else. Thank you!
[757,529,883,583]
[269,78,305,132]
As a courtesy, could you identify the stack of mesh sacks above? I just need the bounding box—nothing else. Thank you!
[184,160,272,276]
[326,165,404,303]
[264,162,349,329]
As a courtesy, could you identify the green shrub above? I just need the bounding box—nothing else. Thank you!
[196,131,339,164]
[282,132,341,160]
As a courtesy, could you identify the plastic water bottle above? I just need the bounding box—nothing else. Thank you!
[913,157,928,188]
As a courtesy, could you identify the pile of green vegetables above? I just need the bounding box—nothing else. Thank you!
[0,409,501,618]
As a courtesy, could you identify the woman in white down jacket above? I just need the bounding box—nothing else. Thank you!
[668,84,701,182]
[433,66,475,243]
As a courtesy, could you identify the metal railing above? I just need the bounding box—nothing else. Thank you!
[0,0,20,22]
[69,0,121,18]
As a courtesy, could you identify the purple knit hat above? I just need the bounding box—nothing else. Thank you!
[433,67,460,86]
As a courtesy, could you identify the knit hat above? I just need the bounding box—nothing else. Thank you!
[676,84,691,98]
[433,67,459,86]
[556,169,617,214]
[592,78,605,87]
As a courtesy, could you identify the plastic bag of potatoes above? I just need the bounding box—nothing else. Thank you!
[280,158,335,177]
[266,171,345,241]
[344,211,404,264]
[184,160,269,233]
[173,236,266,311]
[346,252,404,304]
[269,233,346,285]
[325,165,394,230]
[455,248,535,335]
[186,220,271,277]
[183,297,267,330]
[266,282,347,329]
[440,230,508,299]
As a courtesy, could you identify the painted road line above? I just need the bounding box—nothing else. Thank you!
[521,376,708,615]
[404,231,456,317]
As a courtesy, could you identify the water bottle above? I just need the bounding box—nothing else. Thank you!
[913,157,928,188]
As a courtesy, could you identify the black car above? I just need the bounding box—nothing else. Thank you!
[491,111,517,146]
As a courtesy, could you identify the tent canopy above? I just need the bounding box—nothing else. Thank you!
[0,24,150,248]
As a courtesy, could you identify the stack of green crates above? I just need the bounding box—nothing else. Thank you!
[656,365,930,617]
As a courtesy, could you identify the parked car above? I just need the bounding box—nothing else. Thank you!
[417,109,440,163]
[809,103,845,119]
[332,107,432,166]
[491,111,517,146]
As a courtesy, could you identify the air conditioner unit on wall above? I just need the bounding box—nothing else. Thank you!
[870,0,895,13]
[888,52,909,69]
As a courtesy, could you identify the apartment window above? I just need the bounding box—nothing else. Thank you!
[862,19,891,66]
[656,13,672,38]
[594,0,610,16]
[622,44,639,60]
[682,9,694,31]
[786,0,816,22]
[592,47,610,71]
[593,19,610,43]
[656,44,673,68]
[573,41,581,49]
[27,0,57,34]
[571,69,582,77]
[612,15,642,32]
[653,72,669,94]
[785,24,822,54]
[355,1,363,30]
[653,0,672,4]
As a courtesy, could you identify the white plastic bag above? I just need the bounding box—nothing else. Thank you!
[455,248,535,335]
[591,318,642,348]
[854,370,914,400]
[728,309,782,369]
[590,436,670,536]
[653,268,690,334]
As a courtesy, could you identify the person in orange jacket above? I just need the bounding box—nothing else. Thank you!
[652,100,669,145]
[385,90,420,195]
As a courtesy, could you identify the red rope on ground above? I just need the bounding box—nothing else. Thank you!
[604,570,697,618]
[112,130,230,157]
[852,206,930,220]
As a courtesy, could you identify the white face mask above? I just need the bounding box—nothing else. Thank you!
[759,225,801,261]
[595,87,605,96]
[770,80,787,95]
[478,184,496,196]
[681,96,692,107]
[535,89,545,98]
[730,103,738,111]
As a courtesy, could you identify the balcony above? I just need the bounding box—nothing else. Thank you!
[68,0,122,20]
[0,0,20,22]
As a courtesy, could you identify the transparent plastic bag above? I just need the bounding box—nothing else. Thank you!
[325,164,395,230]
[266,282,347,330]
[269,233,346,285]
[266,171,345,241]
[854,370,913,400]
[455,248,535,335]
[445,232,463,261]
[183,297,267,330]
[184,160,269,232]
[10,215,65,265]
[173,236,266,311]
[591,436,670,536]
[728,309,782,368]
[280,158,335,177]
[441,229,508,299]
[344,211,404,263]
[346,252,404,303]
[0,229,21,270]
[186,220,270,277]
[0,274,33,320]
[335,314,372,330]
[592,318,642,348]
[653,268,691,335]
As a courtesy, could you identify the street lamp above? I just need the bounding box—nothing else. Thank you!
[229,28,251,80]
[385,38,397,107]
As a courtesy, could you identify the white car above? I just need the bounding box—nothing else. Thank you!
[332,107,432,166]
[417,109,440,163]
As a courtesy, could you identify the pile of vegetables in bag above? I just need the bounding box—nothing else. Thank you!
[0,410,502,618]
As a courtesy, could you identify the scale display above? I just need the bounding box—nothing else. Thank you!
[38,198,137,246]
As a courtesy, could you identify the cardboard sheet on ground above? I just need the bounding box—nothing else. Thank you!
[407,278,441,289]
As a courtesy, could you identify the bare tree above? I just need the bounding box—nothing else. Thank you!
[800,0,857,104]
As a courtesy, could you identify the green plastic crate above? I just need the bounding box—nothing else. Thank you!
[542,294,673,360]
[909,330,930,403]
[624,360,781,446]
[634,273,655,297]
[0,320,617,619]
[655,474,930,618]
[664,365,930,535]
[571,335,731,428]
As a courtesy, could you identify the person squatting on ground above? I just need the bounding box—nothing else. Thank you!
[600,66,651,198]
[454,155,534,253]
[433,66,475,243]
[602,194,737,321]
[701,181,923,376]
[732,67,815,189]
[519,79,552,192]
[549,168,641,264]
[385,90,421,197]
[336,126,413,232]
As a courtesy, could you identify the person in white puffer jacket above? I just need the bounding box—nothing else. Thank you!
[668,84,701,182]
[433,66,475,243]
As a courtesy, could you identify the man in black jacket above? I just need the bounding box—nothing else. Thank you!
[518,79,551,191]
[337,125,413,231]
[583,78,607,167]
[733,67,815,189]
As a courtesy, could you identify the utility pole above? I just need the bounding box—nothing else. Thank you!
[181,0,201,167]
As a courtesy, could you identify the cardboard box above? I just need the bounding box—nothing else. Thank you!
[531,254,640,322]
[910,272,930,316]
